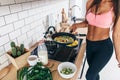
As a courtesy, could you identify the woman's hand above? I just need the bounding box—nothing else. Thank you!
[69,23,78,32]
[116,55,120,68]
[69,21,88,32]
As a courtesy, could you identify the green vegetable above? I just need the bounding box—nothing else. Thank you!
[60,68,73,75]
[17,62,53,80]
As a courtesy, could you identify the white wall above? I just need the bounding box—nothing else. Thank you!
[0,0,69,70]
[81,0,87,17]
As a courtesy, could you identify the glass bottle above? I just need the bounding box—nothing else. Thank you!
[37,43,48,65]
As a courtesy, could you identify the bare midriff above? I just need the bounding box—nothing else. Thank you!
[86,24,110,41]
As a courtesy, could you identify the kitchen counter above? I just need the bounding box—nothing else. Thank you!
[0,38,86,80]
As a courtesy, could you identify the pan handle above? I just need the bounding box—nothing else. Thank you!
[75,34,86,37]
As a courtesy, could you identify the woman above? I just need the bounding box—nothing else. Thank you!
[70,0,120,80]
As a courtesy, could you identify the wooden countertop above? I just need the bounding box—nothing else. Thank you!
[1,38,86,80]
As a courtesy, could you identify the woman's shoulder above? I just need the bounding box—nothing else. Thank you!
[87,0,93,4]
[87,0,93,2]
[86,0,93,10]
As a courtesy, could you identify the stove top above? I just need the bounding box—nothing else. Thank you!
[31,39,83,63]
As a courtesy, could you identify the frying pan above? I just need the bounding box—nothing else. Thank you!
[51,32,77,45]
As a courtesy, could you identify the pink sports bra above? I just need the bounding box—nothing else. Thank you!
[86,8,113,28]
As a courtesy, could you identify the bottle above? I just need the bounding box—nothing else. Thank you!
[37,43,48,65]
[61,8,68,23]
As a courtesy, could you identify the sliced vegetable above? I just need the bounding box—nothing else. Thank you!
[60,68,73,75]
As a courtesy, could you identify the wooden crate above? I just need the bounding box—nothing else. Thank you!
[6,49,30,70]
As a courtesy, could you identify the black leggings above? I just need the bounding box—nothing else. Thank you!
[86,38,113,80]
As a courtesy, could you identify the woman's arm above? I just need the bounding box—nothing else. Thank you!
[112,16,120,67]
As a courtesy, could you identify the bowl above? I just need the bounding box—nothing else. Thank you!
[57,62,77,79]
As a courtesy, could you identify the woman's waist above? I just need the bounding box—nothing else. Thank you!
[86,36,112,45]
[86,29,110,41]
[86,35,110,41]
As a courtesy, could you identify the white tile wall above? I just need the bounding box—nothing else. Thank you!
[5,13,19,24]
[0,17,5,27]
[10,4,22,13]
[0,6,10,16]
[4,42,11,52]
[30,21,38,29]
[21,25,30,34]
[9,29,21,40]
[0,0,15,5]
[22,2,32,10]
[24,16,34,24]
[0,24,14,36]
[0,46,5,56]
[13,19,25,30]
[0,35,10,46]
[31,1,39,8]
[18,11,29,19]
[0,61,9,70]
[23,38,33,49]
[17,34,27,44]
[15,0,26,3]
[0,54,8,64]
[0,0,69,70]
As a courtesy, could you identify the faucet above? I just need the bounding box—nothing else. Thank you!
[68,5,81,23]
[69,5,81,11]
[69,5,81,17]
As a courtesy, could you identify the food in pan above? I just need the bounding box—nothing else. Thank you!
[67,40,78,47]
[54,36,74,43]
